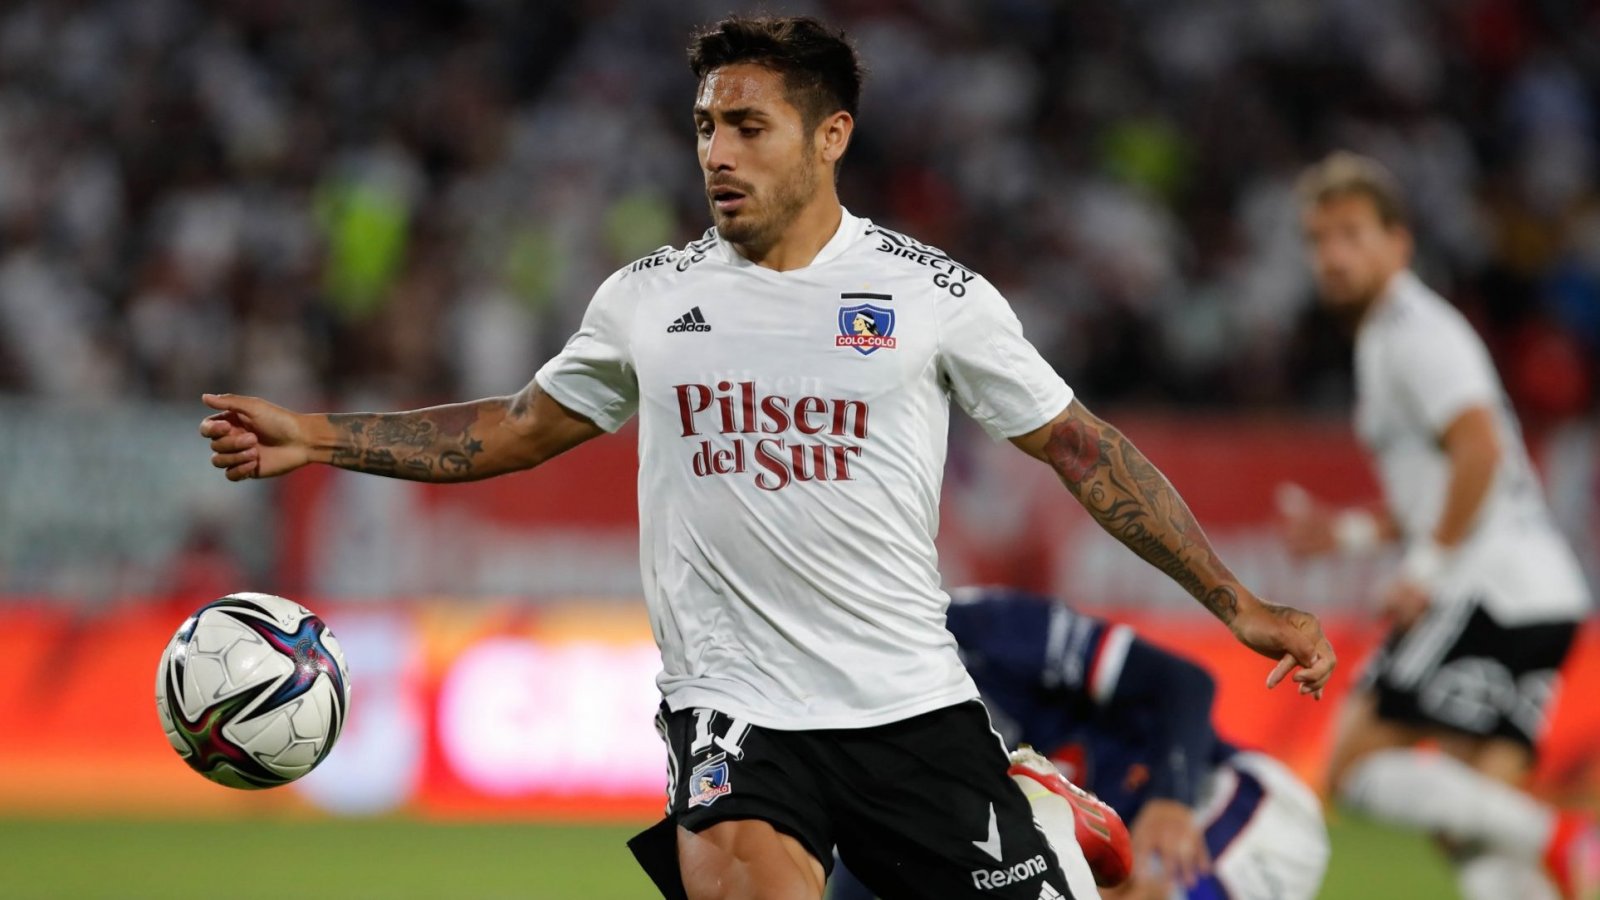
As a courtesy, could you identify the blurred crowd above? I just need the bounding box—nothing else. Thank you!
[1,0,1597,418]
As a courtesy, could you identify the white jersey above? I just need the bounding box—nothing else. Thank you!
[1354,271,1589,623]
[535,209,1074,729]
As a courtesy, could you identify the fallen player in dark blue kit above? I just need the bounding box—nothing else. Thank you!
[831,587,1328,900]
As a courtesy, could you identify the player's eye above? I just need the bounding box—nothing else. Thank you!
[696,121,714,138]
[739,126,761,138]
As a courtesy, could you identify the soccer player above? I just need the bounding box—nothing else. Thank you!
[199,17,1335,900]
[829,587,1329,900]
[1284,151,1597,900]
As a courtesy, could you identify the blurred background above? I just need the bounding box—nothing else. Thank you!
[0,0,1597,897]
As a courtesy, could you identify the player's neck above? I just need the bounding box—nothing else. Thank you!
[734,195,844,272]
[1355,267,1407,328]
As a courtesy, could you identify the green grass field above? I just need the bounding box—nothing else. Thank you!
[0,816,1453,898]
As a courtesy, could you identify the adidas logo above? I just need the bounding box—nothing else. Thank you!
[1036,884,1065,900]
[667,307,712,333]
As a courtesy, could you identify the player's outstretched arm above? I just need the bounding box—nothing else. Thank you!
[1274,482,1401,558]
[1012,400,1336,695]
[199,380,604,483]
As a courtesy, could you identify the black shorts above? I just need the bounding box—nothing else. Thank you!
[1360,596,1578,749]
[627,700,1076,900]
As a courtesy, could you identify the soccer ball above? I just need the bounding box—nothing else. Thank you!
[155,592,351,789]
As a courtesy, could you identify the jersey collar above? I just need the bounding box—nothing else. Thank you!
[1365,269,1421,329]
[715,207,864,271]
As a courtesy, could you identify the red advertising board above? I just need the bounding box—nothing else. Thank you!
[2,599,1598,820]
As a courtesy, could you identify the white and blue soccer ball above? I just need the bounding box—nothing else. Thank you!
[155,592,351,789]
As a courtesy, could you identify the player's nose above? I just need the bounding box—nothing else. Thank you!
[702,127,736,172]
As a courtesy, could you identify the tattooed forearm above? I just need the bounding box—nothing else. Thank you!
[1044,412,1241,623]
[325,399,503,483]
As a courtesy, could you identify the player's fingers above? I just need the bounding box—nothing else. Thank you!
[1172,840,1197,886]
[1266,653,1296,689]
[202,392,247,413]
[1293,640,1336,679]
[1150,841,1178,883]
[204,393,264,428]
[1172,839,1201,887]
[208,431,258,453]
[224,461,257,482]
[1297,640,1337,694]
[1295,657,1336,697]
[199,412,238,438]
[212,449,258,470]
[1184,840,1210,885]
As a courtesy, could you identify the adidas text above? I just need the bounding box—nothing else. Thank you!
[668,307,712,333]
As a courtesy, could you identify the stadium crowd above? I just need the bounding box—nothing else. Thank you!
[0,0,1595,418]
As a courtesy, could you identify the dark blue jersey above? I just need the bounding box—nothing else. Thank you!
[945,586,1237,821]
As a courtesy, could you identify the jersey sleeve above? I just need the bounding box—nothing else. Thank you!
[533,269,639,432]
[1393,315,1499,435]
[1102,637,1218,806]
[945,588,1121,695]
[936,278,1074,439]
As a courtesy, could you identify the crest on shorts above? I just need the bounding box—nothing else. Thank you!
[688,754,732,808]
[836,293,896,355]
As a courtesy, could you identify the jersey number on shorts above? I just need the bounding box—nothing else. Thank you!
[691,709,753,760]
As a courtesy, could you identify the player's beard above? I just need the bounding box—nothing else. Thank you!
[1319,269,1388,326]
[710,151,818,254]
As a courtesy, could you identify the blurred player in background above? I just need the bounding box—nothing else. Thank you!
[200,15,1335,900]
[1282,152,1597,900]
[830,587,1329,900]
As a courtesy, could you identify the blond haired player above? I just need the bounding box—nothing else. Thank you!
[1284,151,1597,900]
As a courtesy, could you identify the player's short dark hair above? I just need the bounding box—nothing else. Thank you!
[1296,151,1410,228]
[687,16,864,132]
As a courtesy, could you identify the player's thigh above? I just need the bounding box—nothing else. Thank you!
[1324,687,1429,792]
[830,702,1078,899]
[658,706,833,899]
[1201,755,1329,900]
[1434,732,1535,787]
[679,820,826,900]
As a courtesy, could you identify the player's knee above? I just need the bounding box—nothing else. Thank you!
[1333,747,1397,810]
[1471,738,1534,786]
[1326,748,1367,799]
[1324,722,1413,797]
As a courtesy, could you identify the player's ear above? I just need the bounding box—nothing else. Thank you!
[818,111,853,166]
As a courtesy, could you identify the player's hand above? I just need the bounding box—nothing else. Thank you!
[1275,483,1338,558]
[199,393,312,481]
[1097,874,1166,900]
[1129,798,1209,889]
[1228,594,1337,699]
[1380,579,1430,630]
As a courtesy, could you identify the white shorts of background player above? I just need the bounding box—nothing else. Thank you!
[1189,751,1329,900]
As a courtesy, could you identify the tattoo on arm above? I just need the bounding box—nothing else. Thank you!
[1044,412,1240,623]
[327,399,501,483]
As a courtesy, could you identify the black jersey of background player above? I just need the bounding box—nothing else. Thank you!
[947,587,1238,821]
